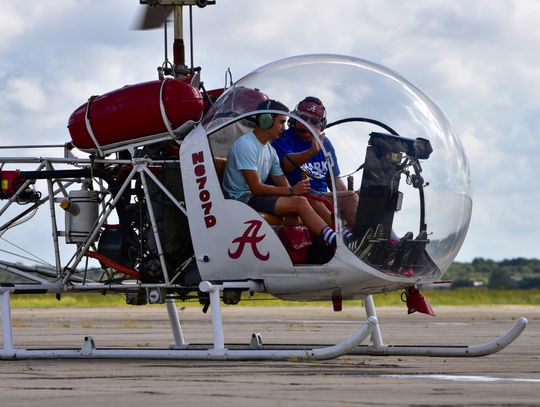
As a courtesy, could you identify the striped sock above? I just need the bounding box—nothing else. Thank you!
[320,226,336,248]
[342,227,353,241]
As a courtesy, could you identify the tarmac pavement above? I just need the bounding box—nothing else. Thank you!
[0,304,539,406]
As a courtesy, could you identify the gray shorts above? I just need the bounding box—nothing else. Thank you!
[246,195,279,213]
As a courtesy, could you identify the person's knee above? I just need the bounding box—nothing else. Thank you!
[278,196,309,214]
[292,195,309,208]
[276,196,308,215]
[291,196,313,216]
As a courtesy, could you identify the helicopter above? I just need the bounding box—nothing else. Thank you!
[0,0,527,360]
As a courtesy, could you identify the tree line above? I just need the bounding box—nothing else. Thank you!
[446,258,540,289]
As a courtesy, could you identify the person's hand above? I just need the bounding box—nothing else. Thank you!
[309,132,322,154]
[293,179,311,195]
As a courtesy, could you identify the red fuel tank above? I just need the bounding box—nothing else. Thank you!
[68,78,203,152]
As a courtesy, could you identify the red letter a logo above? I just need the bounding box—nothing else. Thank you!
[228,220,270,261]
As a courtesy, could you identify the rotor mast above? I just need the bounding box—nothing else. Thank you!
[139,0,216,78]
[173,5,186,72]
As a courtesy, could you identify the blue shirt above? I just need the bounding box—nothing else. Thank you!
[222,132,283,202]
[272,128,340,192]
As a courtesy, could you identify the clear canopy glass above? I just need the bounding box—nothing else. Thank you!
[203,54,472,278]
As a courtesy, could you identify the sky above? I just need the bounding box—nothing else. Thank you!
[0,0,539,263]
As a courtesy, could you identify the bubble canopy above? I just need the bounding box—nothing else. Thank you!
[202,54,472,277]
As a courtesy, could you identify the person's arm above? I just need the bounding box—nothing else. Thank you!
[242,170,288,196]
[335,177,348,191]
[280,136,321,172]
[281,149,317,172]
[243,170,311,196]
[270,174,290,188]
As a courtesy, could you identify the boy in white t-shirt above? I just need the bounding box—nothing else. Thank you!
[222,99,346,250]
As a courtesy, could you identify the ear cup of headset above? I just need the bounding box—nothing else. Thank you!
[258,113,274,129]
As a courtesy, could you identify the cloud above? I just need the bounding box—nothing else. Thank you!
[512,0,540,42]
[0,8,26,49]
[4,77,48,112]
[0,1,80,49]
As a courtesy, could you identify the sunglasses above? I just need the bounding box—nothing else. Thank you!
[298,114,321,126]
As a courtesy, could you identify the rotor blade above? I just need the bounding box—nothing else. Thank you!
[132,5,173,30]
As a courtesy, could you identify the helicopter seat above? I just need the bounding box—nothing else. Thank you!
[213,156,302,226]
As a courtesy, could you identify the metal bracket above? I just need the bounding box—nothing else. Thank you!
[249,333,264,349]
[81,336,96,356]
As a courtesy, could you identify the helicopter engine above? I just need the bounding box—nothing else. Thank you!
[92,158,194,283]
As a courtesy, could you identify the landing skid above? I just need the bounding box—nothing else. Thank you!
[0,284,527,360]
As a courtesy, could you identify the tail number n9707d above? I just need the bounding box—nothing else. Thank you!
[192,151,216,228]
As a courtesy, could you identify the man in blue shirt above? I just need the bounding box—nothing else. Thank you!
[272,97,358,228]
[222,99,344,250]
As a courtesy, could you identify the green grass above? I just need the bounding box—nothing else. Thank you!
[10,293,129,308]
[371,288,540,306]
[8,288,540,309]
[236,288,540,307]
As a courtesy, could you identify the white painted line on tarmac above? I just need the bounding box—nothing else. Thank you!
[225,319,360,324]
[382,374,540,383]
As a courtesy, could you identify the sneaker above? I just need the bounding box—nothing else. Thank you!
[401,267,415,277]
[354,227,374,257]
[399,231,414,245]
[415,230,428,241]
[374,224,385,240]
[344,235,360,253]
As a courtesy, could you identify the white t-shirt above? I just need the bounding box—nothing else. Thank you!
[222,132,283,202]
